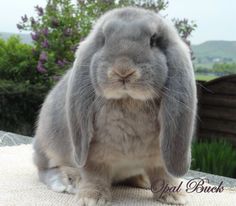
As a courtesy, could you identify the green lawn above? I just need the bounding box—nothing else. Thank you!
[195,74,217,81]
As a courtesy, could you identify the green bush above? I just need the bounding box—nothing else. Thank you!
[191,139,236,177]
[0,36,50,135]
[0,36,46,84]
[0,80,48,136]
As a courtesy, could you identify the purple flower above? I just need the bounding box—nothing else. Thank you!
[21,14,28,23]
[37,61,47,73]
[41,39,49,48]
[57,59,66,67]
[64,28,73,36]
[42,28,49,36]
[39,52,47,62]
[78,0,85,5]
[31,32,40,41]
[51,18,59,28]
[16,24,23,30]
[35,5,44,16]
[30,17,36,25]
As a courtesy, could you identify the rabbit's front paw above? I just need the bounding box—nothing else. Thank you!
[77,187,111,206]
[154,191,188,205]
[78,197,111,206]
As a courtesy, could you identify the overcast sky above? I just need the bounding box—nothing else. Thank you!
[0,0,235,44]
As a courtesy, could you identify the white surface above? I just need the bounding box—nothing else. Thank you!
[0,144,236,205]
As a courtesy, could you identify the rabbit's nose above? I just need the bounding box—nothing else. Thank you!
[107,67,140,83]
[113,68,136,79]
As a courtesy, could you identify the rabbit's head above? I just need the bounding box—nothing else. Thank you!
[67,7,197,177]
[89,9,169,100]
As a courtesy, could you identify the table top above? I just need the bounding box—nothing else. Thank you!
[1,130,235,188]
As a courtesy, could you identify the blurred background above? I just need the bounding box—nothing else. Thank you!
[0,0,236,178]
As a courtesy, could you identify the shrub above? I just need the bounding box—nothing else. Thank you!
[0,36,52,135]
[0,80,48,135]
[0,36,39,83]
[191,139,236,177]
[17,0,82,85]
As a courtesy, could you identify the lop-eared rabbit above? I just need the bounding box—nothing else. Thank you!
[33,7,197,205]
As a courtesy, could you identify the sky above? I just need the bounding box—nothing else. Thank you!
[0,0,235,44]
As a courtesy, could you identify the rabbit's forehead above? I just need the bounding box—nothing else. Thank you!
[102,17,158,38]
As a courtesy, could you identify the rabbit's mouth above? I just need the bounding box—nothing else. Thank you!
[97,60,160,100]
[101,84,155,100]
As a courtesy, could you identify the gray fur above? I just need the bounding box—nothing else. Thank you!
[33,7,197,204]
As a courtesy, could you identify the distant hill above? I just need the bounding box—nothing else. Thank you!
[0,32,32,44]
[192,41,236,67]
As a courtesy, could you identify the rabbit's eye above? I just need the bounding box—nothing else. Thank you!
[150,33,165,49]
[150,33,158,47]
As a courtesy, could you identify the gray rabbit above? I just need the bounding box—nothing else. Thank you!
[33,7,197,205]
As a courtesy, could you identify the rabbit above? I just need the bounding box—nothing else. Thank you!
[33,7,197,206]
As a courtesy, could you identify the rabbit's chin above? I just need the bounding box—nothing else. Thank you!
[102,88,155,100]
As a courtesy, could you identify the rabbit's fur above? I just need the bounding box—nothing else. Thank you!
[33,7,197,205]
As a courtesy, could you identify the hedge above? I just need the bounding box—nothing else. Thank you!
[0,80,48,136]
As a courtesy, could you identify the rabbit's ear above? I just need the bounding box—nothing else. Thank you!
[65,38,98,167]
[158,23,197,177]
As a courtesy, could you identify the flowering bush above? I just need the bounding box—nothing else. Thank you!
[17,0,82,85]
[17,0,196,85]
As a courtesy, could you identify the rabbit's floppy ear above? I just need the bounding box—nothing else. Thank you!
[158,20,197,177]
[65,31,101,167]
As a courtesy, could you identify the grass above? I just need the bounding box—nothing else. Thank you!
[195,74,217,81]
[191,139,236,177]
